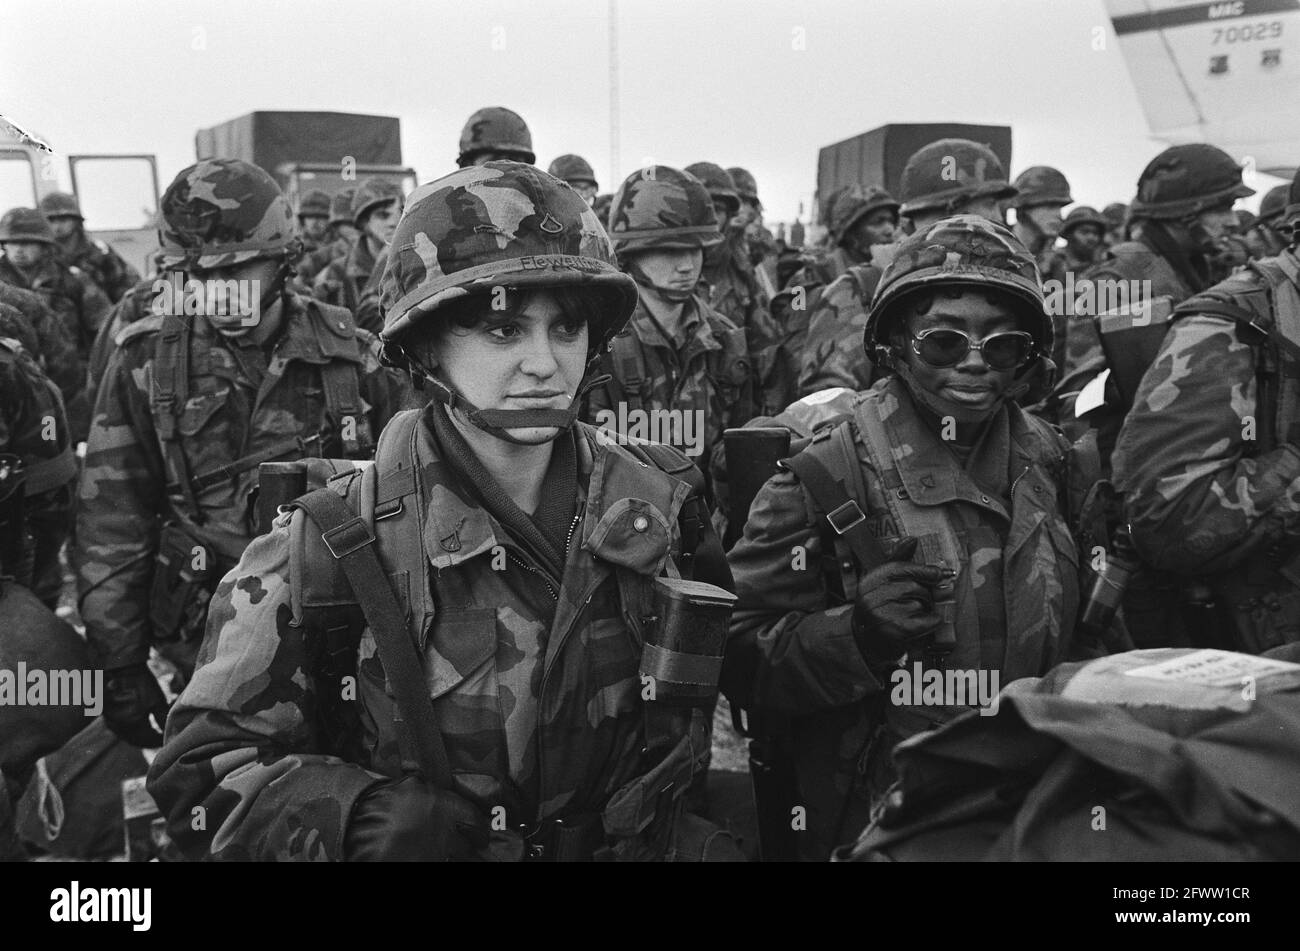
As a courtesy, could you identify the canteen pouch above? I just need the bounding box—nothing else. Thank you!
[639,577,737,707]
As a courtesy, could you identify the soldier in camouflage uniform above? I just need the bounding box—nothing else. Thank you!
[725,216,1085,860]
[0,207,112,442]
[312,178,404,329]
[586,165,756,481]
[39,192,142,304]
[0,313,75,608]
[795,142,1018,401]
[146,161,743,862]
[75,159,409,750]
[1008,166,1073,282]
[1044,205,1106,277]
[547,153,598,205]
[1243,184,1291,260]
[0,280,81,413]
[294,189,332,257]
[1112,169,1300,654]
[685,162,786,416]
[295,189,356,289]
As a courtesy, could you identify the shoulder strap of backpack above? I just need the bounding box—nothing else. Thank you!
[319,359,365,456]
[291,483,451,790]
[151,314,203,521]
[610,328,648,415]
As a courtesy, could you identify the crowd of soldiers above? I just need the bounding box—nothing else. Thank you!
[2,102,1299,862]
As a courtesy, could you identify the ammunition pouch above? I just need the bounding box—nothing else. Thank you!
[148,522,225,645]
[707,325,752,414]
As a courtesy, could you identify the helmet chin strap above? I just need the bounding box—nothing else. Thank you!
[625,258,695,303]
[397,343,609,445]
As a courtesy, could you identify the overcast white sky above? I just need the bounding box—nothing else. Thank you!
[1,0,1287,226]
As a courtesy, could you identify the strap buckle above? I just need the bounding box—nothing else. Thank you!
[321,515,374,559]
[826,500,866,535]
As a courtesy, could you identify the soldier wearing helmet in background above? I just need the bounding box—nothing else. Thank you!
[587,165,756,479]
[0,313,75,610]
[295,188,357,289]
[1243,183,1291,260]
[0,207,112,442]
[1101,202,1129,248]
[294,189,332,257]
[0,281,80,418]
[38,191,141,304]
[898,139,1018,232]
[726,166,779,288]
[685,162,786,416]
[1113,167,1300,655]
[1048,144,1253,651]
[313,177,405,328]
[457,106,536,167]
[789,185,901,398]
[1008,165,1073,278]
[147,161,744,863]
[75,158,410,750]
[547,153,599,205]
[723,215,1094,860]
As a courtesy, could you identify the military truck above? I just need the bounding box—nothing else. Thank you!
[194,111,418,213]
[0,114,161,277]
[815,122,1013,225]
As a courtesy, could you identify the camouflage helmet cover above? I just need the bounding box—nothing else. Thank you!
[351,177,405,228]
[1129,144,1254,220]
[831,184,901,241]
[684,162,740,216]
[866,214,1050,359]
[457,107,535,167]
[297,189,331,219]
[547,154,598,189]
[607,166,723,256]
[379,161,637,349]
[899,139,1018,218]
[329,189,355,226]
[0,207,57,246]
[158,158,298,269]
[726,166,761,207]
[37,192,83,220]
[1008,166,1073,209]
[1059,205,1108,237]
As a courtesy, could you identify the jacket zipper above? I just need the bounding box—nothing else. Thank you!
[1010,465,1031,498]
[505,509,584,603]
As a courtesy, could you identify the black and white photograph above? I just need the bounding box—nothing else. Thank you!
[0,0,1296,926]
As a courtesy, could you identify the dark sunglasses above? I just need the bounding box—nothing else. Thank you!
[909,328,1035,371]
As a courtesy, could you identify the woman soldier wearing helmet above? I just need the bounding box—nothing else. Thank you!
[148,162,743,863]
[724,216,1103,861]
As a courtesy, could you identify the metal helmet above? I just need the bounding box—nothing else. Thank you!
[606,166,723,257]
[297,190,331,220]
[1283,166,1300,235]
[329,189,355,227]
[158,158,299,269]
[547,154,598,189]
[684,162,740,217]
[351,177,404,228]
[1129,144,1254,220]
[1008,166,1073,209]
[457,107,535,167]
[1102,202,1128,227]
[727,167,761,208]
[37,192,83,221]
[899,139,1018,218]
[380,161,636,349]
[1258,183,1290,223]
[865,215,1050,368]
[0,208,56,245]
[1060,205,1108,238]
[830,185,901,242]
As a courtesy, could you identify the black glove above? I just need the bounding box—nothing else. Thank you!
[102,663,171,748]
[344,776,490,862]
[852,537,948,665]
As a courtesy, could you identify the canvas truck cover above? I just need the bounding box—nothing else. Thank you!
[816,123,1012,223]
[194,112,403,186]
